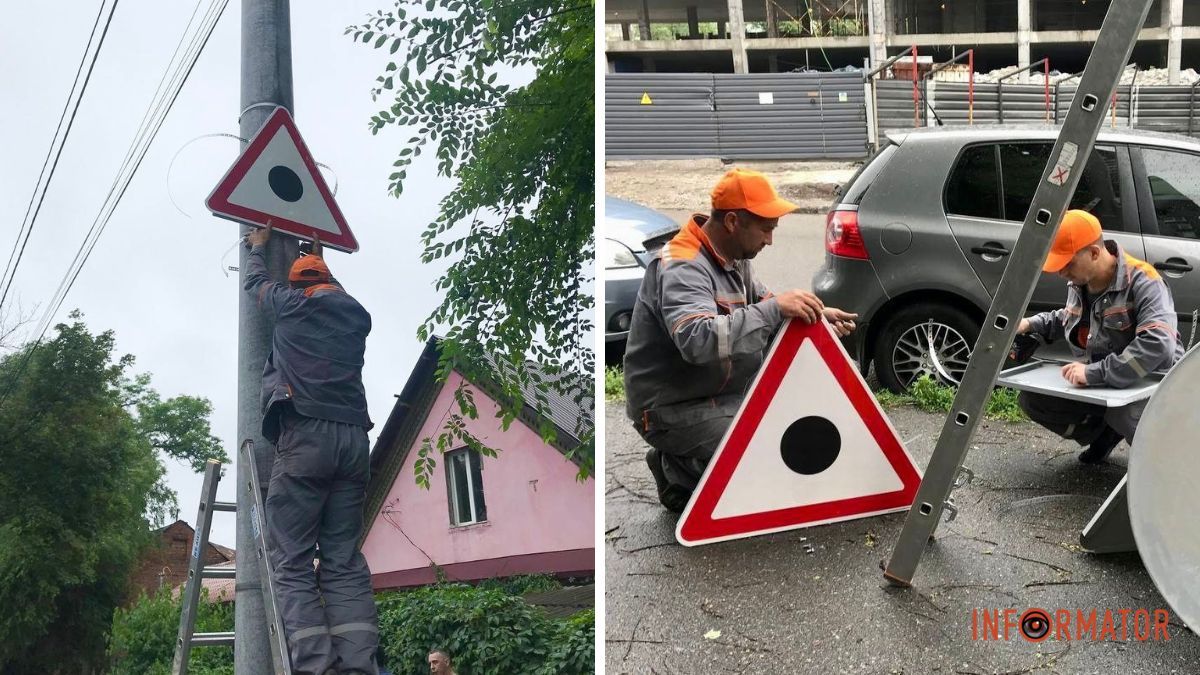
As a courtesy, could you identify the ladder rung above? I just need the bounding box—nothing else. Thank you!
[191,632,235,647]
[212,501,237,512]
[202,566,237,579]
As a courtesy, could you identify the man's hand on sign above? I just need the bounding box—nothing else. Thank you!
[776,289,824,324]
[246,221,273,248]
[822,307,858,337]
[309,232,323,258]
[1061,361,1089,386]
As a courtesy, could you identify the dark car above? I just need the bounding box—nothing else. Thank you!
[604,196,679,360]
[814,125,1200,392]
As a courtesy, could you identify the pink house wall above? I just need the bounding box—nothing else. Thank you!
[361,371,594,588]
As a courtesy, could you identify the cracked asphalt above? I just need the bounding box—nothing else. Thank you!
[603,212,1200,674]
[605,403,1200,674]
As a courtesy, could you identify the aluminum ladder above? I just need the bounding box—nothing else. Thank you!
[171,440,292,675]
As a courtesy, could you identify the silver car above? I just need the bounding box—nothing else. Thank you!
[814,125,1200,392]
[604,196,678,360]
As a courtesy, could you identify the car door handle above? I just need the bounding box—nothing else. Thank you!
[970,244,1011,257]
[1154,258,1194,273]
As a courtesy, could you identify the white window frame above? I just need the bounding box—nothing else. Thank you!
[446,448,485,526]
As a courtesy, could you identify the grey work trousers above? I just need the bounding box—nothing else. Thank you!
[639,414,735,491]
[1016,391,1146,444]
[267,410,379,675]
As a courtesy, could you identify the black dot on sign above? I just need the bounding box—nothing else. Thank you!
[268,165,303,202]
[779,416,841,475]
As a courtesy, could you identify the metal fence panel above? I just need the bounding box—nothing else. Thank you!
[606,72,868,160]
[605,73,718,158]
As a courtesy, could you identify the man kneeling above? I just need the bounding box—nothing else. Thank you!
[1015,210,1183,463]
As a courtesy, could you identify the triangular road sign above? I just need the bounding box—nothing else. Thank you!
[206,107,358,252]
[676,319,922,546]
[640,92,652,105]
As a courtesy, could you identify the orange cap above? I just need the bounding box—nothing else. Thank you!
[289,255,331,282]
[1042,210,1102,272]
[711,168,798,219]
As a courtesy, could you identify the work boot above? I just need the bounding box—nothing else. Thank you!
[646,448,691,513]
[1079,426,1123,464]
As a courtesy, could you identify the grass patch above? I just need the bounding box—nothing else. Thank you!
[605,366,625,402]
[873,375,1028,422]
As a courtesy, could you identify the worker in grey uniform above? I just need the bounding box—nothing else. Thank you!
[245,223,379,675]
[623,169,858,512]
[1015,209,1184,463]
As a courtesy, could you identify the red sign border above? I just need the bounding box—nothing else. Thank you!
[677,319,922,545]
[206,107,358,252]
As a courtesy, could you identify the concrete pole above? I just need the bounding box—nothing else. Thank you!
[237,0,296,672]
[867,0,888,69]
[687,6,700,38]
[1017,0,1031,69]
[638,0,651,40]
[727,0,749,73]
[765,0,778,38]
[621,22,630,41]
[1167,0,1183,84]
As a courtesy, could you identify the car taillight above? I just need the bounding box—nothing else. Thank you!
[826,209,868,260]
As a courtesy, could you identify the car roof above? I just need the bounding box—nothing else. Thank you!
[605,196,679,251]
[884,124,1200,152]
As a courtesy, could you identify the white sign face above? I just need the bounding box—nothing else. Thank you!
[206,107,359,252]
[759,92,774,105]
[676,319,923,547]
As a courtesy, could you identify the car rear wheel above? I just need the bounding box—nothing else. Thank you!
[874,302,979,393]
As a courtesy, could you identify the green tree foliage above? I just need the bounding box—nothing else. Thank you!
[375,583,593,674]
[108,588,234,675]
[348,0,595,482]
[0,313,227,673]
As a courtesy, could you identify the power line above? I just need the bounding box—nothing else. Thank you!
[0,0,118,313]
[0,0,229,416]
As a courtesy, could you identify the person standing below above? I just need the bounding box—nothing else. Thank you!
[1015,209,1184,463]
[244,223,379,675]
[623,169,858,512]
[427,648,457,675]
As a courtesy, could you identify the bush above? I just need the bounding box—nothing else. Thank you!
[376,583,592,674]
[108,587,233,675]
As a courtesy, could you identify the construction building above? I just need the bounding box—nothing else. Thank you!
[605,0,1200,80]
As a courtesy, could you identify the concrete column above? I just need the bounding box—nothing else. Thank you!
[638,0,651,40]
[768,54,780,72]
[867,0,888,69]
[727,0,749,73]
[766,0,779,38]
[1017,0,1031,69]
[718,19,727,37]
[688,6,700,38]
[621,22,630,41]
[1167,0,1183,84]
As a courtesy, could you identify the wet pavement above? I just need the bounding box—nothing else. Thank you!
[604,403,1200,674]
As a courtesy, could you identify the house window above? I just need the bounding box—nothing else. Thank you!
[446,448,487,526]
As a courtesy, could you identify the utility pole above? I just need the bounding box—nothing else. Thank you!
[236,0,296,671]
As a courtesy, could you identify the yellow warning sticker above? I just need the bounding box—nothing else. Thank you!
[641,92,652,105]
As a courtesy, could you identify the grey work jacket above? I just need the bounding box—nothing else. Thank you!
[1026,240,1183,388]
[244,245,373,442]
[624,215,783,432]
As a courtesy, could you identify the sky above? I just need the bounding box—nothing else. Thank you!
[0,1,483,546]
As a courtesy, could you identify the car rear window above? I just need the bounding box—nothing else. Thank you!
[946,144,1001,219]
[944,142,1125,228]
[839,142,897,205]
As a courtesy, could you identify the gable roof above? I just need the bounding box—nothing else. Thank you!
[362,337,593,543]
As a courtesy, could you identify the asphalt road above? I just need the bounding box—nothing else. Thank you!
[605,403,1200,674]
[605,211,1200,672]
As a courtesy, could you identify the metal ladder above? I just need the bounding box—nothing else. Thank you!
[172,440,292,675]
[883,0,1157,587]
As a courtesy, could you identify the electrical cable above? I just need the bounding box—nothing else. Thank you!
[0,0,228,415]
[0,0,118,313]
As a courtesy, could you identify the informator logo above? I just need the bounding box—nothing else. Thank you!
[971,607,1173,642]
